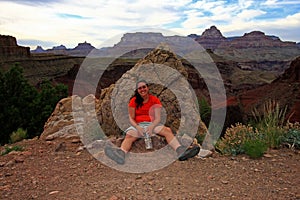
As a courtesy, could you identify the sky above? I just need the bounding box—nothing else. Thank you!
[0,0,299,50]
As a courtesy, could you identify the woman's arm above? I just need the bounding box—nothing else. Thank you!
[128,107,144,134]
[148,106,161,135]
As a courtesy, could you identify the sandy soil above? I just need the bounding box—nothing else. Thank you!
[0,138,299,200]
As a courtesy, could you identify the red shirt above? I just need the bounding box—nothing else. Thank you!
[128,94,162,123]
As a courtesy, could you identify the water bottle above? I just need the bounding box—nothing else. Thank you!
[144,129,153,150]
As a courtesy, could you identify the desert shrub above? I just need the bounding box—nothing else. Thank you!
[251,100,287,148]
[243,139,268,158]
[1,145,24,156]
[281,122,300,149]
[216,123,258,156]
[217,100,299,157]
[251,100,287,128]
[10,128,28,143]
[258,126,285,149]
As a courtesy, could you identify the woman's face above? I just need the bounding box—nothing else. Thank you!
[137,82,149,98]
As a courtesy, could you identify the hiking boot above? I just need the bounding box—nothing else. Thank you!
[104,146,125,165]
[176,145,200,161]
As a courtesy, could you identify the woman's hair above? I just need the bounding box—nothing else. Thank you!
[133,79,148,109]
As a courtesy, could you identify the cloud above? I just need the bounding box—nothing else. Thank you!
[1,0,62,6]
[57,13,90,19]
[0,0,299,49]
[219,12,300,41]
[262,0,300,6]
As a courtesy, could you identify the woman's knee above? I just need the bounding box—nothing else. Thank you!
[124,132,139,141]
[157,126,172,136]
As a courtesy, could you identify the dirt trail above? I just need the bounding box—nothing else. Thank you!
[0,138,299,200]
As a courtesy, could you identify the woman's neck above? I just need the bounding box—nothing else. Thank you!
[142,94,149,102]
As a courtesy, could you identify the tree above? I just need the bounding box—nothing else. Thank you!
[0,64,68,144]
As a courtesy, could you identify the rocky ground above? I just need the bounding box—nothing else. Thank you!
[0,138,299,200]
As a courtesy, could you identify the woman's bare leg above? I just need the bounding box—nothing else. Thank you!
[154,126,181,150]
[120,130,139,153]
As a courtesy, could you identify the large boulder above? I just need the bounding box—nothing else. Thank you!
[40,94,101,141]
[97,47,211,148]
[41,47,214,150]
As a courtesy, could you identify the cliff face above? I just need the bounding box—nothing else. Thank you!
[0,35,30,60]
[218,31,297,49]
[195,26,226,50]
[214,31,300,71]
[225,56,300,124]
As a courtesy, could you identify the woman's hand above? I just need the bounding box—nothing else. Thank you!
[135,125,144,136]
[146,124,155,136]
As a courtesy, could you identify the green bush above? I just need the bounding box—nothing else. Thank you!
[243,139,268,158]
[195,133,205,145]
[216,123,257,156]
[10,128,28,143]
[259,126,285,149]
[216,100,299,158]
[1,145,24,156]
[251,100,287,148]
[199,97,211,127]
[282,129,300,149]
[0,64,68,145]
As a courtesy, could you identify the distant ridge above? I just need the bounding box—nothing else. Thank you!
[31,41,95,56]
[29,25,299,56]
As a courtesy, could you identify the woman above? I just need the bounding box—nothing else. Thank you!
[105,80,200,164]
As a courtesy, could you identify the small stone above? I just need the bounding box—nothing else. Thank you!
[263,153,273,158]
[14,157,24,163]
[109,195,118,200]
[71,138,81,143]
[21,151,32,156]
[49,191,59,195]
[5,160,15,166]
[0,162,6,167]
[221,180,229,184]
[77,146,85,152]
[136,175,142,179]
[76,152,81,156]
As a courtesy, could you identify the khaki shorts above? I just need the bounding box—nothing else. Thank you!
[124,122,162,135]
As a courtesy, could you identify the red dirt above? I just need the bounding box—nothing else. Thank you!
[0,138,299,200]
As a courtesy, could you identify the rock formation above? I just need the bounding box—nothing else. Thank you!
[214,30,300,71]
[41,47,213,151]
[97,47,208,138]
[31,46,46,53]
[225,56,300,125]
[195,26,226,50]
[31,41,95,57]
[0,35,30,60]
[218,31,297,49]
[69,41,95,56]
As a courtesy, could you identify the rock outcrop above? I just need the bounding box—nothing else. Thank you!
[0,35,30,60]
[195,26,226,50]
[31,46,46,53]
[97,47,208,137]
[41,47,213,150]
[224,56,300,125]
[214,30,300,71]
[31,41,95,57]
[69,41,95,56]
[218,31,297,49]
